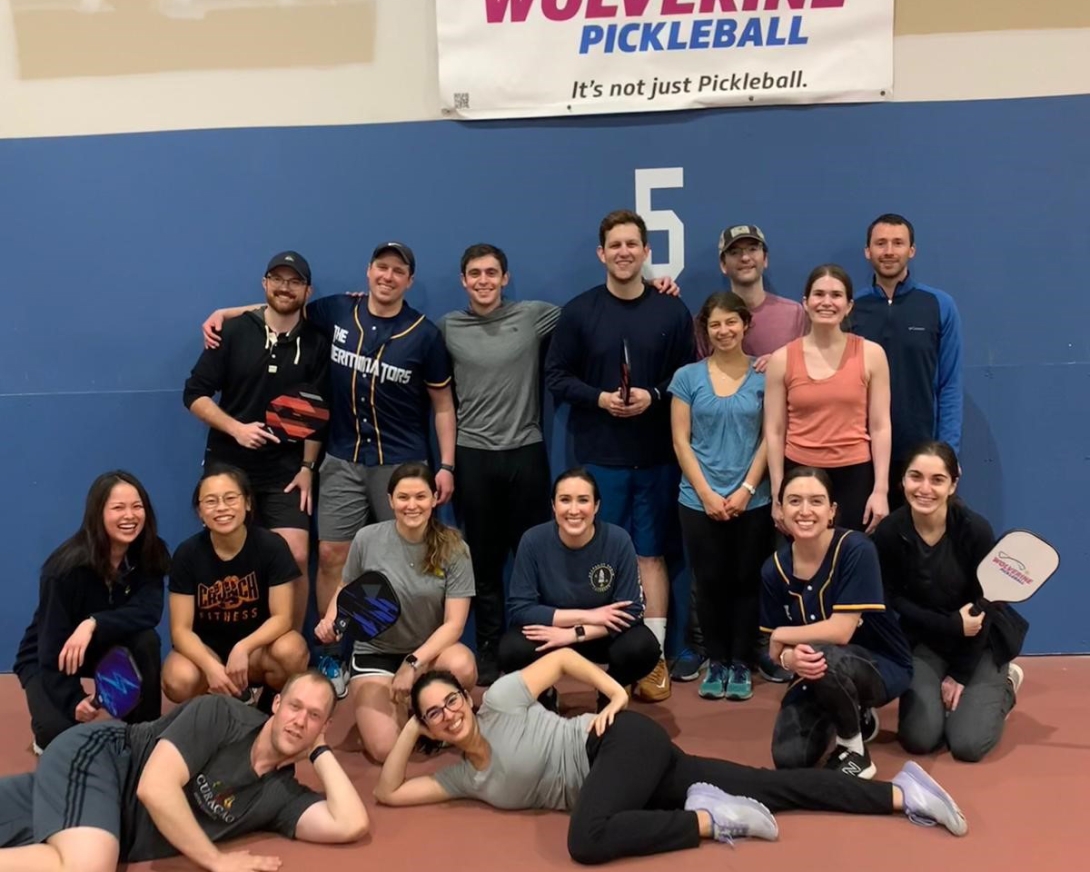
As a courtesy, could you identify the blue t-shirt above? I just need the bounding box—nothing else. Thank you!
[668,360,771,512]
[304,295,451,466]
[506,522,645,630]
[759,528,913,699]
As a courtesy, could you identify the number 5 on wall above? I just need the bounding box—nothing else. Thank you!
[635,167,685,281]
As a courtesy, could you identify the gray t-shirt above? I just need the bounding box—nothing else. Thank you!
[122,696,321,861]
[439,299,560,450]
[432,673,594,811]
[343,520,475,656]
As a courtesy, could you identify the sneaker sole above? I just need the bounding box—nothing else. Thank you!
[699,687,726,700]
[725,688,753,701]
[901,761,968,836]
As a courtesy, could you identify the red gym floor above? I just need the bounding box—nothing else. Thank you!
[2,657,1086,871]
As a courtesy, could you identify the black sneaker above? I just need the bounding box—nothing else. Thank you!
[538,686,560,713]
[824,745,876,780]
[757,650,792,684]
[860,707,880,743]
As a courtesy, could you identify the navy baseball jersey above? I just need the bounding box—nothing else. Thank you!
[305,295,451,466]
[760,528,913,696]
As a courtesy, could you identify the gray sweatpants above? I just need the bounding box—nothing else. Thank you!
[897,643,1014,763]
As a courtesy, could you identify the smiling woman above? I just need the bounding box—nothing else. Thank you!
[497,467,660,710]
[12,470,171,752]
[162,464,310,711]
[314,461,478,763]
[763,264,892,535]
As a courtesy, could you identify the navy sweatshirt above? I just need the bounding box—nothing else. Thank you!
[507,522,645,629]
[13,555,166,717]
[544,283,696,467]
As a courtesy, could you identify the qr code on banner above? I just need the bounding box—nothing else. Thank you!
[453,92,470,109]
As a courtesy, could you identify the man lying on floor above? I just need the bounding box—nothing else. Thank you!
[0,669,368,872]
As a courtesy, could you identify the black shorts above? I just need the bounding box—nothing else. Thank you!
[349,651,408,680]
[0,723,130,849]
[252,486,309,532]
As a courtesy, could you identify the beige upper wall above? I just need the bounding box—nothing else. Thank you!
[1,0,1088,139]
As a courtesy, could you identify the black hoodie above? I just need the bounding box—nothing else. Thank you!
[871,500,996,683]
[184,308,330,486]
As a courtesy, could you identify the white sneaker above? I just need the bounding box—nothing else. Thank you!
[1006,662,1024,719]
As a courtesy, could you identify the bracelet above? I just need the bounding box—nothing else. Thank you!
[440,463,455,474]
[309,744,332,764]
[741,481,756,496]
[779,649,790,671]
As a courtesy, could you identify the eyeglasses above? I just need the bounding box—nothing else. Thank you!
[421,691,465,726]
[265,275,307,290]
[200,492,243,510]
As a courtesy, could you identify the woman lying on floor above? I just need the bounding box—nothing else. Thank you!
[374,648,967,865]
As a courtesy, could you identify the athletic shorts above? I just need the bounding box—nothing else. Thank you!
[585,463,678,557]
[252,485,309,532]
[349,651,408,680]
[0,723,130,849]
[316,456,404,542]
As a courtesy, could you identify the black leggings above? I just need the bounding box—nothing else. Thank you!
[455,444,552,650]
[498,624,660,689]
[771,643,890,770]
[785,458,874,533]
[568,710,894,864]
[24,628,162,749]
[678,503,774,665]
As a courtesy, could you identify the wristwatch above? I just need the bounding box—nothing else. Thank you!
[440,463,455,474]
[740,481,756,496]
[301,460,317,471]
[574,625,586,643]
[404,653,420,670]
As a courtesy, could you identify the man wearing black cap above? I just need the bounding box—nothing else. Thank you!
[185,251,330,633]
[201,242,455,697]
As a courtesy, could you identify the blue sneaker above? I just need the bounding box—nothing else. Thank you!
[725,662,753,701]
[685,782,779,844]
[699,661,727,699]
[670,647,709,682]
[319,654,349,700]
[892,761,968,836]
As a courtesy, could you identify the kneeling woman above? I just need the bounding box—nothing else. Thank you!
[13,471,170,750]
[163,464,309,707]
[761,467,914,780]
[499,467,659,706]
[315,461,477,762]
[873,441,1022,763]
[376,648,967,865]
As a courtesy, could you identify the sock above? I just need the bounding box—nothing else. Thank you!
[838,732,864,756]
[645,618,667,655]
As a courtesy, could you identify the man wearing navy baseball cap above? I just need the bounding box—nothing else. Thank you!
[184,251,330,641]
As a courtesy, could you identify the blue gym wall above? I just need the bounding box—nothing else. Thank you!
[2,93,1087,664]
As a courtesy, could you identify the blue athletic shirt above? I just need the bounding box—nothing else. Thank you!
[668,359,771,512]
[305,295,451,465]
[760,528,913,698]
[848,273,962,459]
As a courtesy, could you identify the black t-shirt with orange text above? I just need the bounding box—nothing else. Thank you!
[169,526,298,659]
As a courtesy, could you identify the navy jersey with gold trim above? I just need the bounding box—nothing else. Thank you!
[305,295,451,466]
[760,528,913,693]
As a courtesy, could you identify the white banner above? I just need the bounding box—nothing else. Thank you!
[436,1,893,120]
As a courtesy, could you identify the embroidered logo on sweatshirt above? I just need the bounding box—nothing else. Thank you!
[589,564,615,593]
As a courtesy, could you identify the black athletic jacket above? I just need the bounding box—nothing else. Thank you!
[13,556,165,717]
[872,502,996,683]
